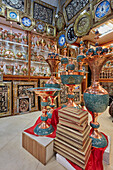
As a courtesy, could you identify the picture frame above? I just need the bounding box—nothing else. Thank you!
[13,81,38,114]
[0,82,12,117]
[19,14,35,31]
[0,74,3,82]
[0,4,5,17]
[2,0,27,13]
[63,0,90,26]
[6,8,19,22]
[17,97,31,114]
[46,24,56,37]
[94,0,111,22]
[32,0,56,26]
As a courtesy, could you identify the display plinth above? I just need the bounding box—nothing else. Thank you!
[22,132,54,165]
[103,136,111,165]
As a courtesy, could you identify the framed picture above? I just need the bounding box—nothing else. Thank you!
[94,0,111,22]
[6,8,19,22]
[46,24,56,37]
[13,81,38,114]
[0,74,3,82]
[33,0,56,26]
[100,82,113,96]
[63,0,89,25]
[74,84,82,104]
[60,82,68,105]
[0,4,5,17]
[17,97,31,114]
[0,82,12,117]
[2,0,26,12]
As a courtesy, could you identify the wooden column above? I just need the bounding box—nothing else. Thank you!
[28,31,31,81]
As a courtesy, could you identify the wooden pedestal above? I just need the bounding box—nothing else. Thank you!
[22,132,55,165]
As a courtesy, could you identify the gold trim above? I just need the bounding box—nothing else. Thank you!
[63,0,90,26]
[19,13,35,31]
[0,4,5,17]
[6,8,19,22]
[74,12,91,37]
[0,82,12,117]
[46,24,56,37]
[13,81,38,114]
[32,0,56,26]
[94,0,111,22]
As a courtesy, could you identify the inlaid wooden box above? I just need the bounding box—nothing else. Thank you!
[22,132,54,165]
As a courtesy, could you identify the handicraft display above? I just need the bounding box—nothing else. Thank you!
[35,20,47,34]
[74,12,91,37]
[46,25,56,37]
[33,0,56,25]
[13,81,37,114]
[20,15,35,31]
[94,0,111,22]
[2,0,25,12]
[81,31,113,148]
[6,8,19,22]
[57,31,66,49]
[63,0,89,25]
[0,82,12,117]
[55,12,65,31]
[0,4,5,17]
[65,23,77,44]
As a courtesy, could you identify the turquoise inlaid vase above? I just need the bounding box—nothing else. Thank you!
[61,75,83,85]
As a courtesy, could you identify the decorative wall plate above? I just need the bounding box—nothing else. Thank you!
[74,12,91,37]
[35,20,47,34]
[6,8,19,22]
[20,15,35,31]
[47,24,56,37]
[94,0,111,22]
[111,0,113,9]
[2,0,25,12]
[0,4,5,17]
[57,31,66,49]
[65,23,77,44]
[56,12,65,31]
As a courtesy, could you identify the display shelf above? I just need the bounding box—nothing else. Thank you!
[0,56,28,63]
[0,39,28,47]
[3,75,29,81]
[31,61,48,65]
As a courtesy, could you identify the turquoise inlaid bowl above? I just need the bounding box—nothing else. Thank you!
[45,83,60,88]
[61,75,83,85]
[90,134,107,148]
[77,54,85,62]
[66,64,75,70]
[61,58,68,64]
[88,48,94,54]
[83,93,109,113]
[96,46,102,52]
[34,124,54,136]
[41,102,48,107]
[68,94,75,98]
[40,116,48,121]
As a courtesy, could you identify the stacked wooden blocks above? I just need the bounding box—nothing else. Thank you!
[54,107,92,169]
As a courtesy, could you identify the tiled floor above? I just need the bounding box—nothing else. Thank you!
[0,108,113,170]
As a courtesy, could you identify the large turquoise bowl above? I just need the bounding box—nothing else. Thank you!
[61,75,83,85]
[83,93,109,113]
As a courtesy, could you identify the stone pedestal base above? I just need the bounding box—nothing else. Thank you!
[22,132,54,165]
